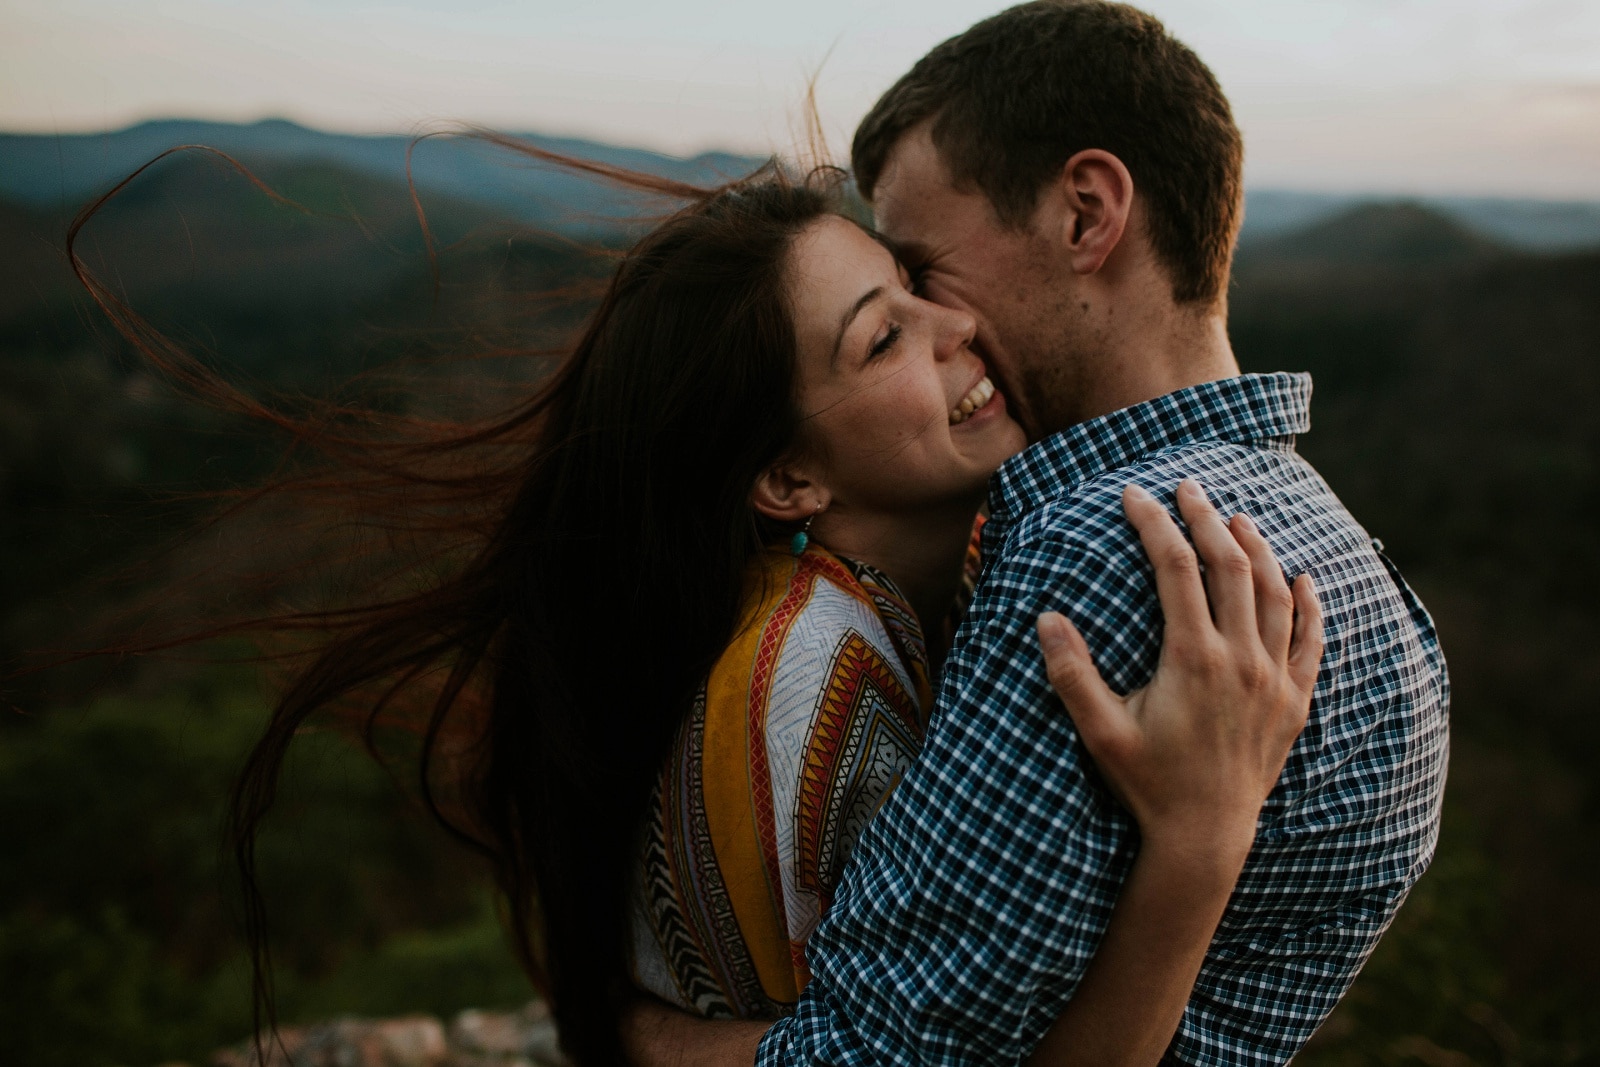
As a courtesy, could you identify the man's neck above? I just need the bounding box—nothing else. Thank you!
[1035,303,1239,440]
[1088,311,1238,421]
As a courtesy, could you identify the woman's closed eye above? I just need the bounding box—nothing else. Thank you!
[868,323,903,361]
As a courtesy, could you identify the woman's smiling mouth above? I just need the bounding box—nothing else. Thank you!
[949,376,997,425]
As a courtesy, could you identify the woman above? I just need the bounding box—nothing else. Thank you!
[68,160,1317,1066]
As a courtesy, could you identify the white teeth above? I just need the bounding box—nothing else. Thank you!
[949,377,995,425]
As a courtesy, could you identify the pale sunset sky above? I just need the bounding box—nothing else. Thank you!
[2,0,1598,198]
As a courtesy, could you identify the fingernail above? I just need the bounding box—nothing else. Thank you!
[1036,611,1067,649]
[1125,484,1154,502]
[1237,513,1258,533]
[1180,478,1205,496]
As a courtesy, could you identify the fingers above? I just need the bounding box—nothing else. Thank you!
[1122,484,1213,641]
[1229,511,1296,661]
[1037,611,1132,759]
[1174,479,1258,641]
[1286,573,1325,698]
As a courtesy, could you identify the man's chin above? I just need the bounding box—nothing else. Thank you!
[990,378,1041,443]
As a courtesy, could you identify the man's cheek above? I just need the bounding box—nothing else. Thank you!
[920,279,969,313]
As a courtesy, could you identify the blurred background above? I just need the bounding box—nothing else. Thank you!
[2,2,1597,1064]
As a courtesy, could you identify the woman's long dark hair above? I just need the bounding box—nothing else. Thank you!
[63,141,843,1065]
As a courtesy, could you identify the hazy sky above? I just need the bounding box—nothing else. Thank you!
[3,0,1598,198]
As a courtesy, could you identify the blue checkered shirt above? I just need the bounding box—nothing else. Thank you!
[754,373,1450,1065]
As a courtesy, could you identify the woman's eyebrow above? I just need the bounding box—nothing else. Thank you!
[832,286,885,368]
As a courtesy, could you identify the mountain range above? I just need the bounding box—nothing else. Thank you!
[4,118,1600,249]
[2,118,1598,1064]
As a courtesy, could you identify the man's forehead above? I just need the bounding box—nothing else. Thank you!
[871,126,950,223]
[870,128,993,259]
[877,123,945,182]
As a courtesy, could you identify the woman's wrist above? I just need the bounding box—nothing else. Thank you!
[1136,817,1257,888]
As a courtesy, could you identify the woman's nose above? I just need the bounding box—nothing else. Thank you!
[935,304,978,358]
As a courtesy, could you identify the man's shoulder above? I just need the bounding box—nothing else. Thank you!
[994,439,1368,575]
[967,439,1386,688]
[988,433,1450,827]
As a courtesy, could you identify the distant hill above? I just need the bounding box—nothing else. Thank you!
[1237,201,1504,270]
[0,119,766,234]
[0,150,601,629]
[4,119,1599,249]
[0,150,601,354]
[1241,188,1600,251]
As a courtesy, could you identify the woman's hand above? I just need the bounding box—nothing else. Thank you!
[1036,479,1323,866]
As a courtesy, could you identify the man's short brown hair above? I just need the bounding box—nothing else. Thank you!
[852,0,1242,306]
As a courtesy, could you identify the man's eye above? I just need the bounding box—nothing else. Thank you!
[907,271,928,297]
[869,323,903,360]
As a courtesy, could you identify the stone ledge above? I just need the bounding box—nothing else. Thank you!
[208,1001,565,1067]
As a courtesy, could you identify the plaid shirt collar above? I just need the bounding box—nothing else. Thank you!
[989,372,1313,527]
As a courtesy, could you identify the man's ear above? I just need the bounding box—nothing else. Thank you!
[751,461,827,524]
[1045,149,1134,277]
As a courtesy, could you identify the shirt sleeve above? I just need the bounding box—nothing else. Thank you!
[756,528,1157,1065]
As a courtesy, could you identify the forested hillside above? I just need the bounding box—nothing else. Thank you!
[2,145,1596,1065]
[1231,204,1600,1063]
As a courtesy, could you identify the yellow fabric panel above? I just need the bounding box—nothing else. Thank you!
[699,553,803,1003]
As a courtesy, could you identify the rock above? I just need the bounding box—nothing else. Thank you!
[211,1003,565,1067]
[448,1002,563,1066]
[448,1009,523,1056]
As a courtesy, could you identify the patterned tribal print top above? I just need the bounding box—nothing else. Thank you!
[628,538,976,1018]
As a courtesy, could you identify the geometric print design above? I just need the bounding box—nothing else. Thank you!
[794,629,923,908]
[634,689,777,1018]
[630,543,935,1019]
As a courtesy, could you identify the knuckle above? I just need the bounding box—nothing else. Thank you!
[1164,635,1198,666]
[1045,659,1079,691]
[1218,551,1253,581]
[1238,659,1272,693]
[1191,643,1228,677]
[1163,542,1199,573]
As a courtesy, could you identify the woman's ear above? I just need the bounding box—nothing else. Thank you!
[751,462,826,524]
[1043,149,1134,277]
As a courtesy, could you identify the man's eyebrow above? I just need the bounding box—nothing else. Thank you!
[832,286,886,368]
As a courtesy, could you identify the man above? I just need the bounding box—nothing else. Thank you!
[639,2,1448,1061]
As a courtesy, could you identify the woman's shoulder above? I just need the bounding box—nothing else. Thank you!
[711,546,931,823]
[633,545,938,1015]
[712,547,933,940]
[737,544,889,626]
[716,546,931,709]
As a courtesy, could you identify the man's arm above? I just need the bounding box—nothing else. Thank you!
[626,847,1245,1067]
[755,482,1342,1065]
